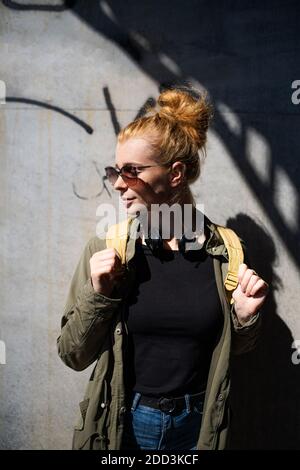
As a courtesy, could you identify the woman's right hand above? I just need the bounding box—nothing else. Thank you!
[89,248,125,297]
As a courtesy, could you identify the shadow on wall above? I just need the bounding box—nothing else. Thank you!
[3,0,300,267]
[67,0,300,268]
[68,8,300,445]
[226,214,300,449]
[3,0,300,449]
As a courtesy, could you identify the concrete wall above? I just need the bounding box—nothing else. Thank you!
[0,0,299,449]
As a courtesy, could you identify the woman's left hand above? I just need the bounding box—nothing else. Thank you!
[232,263,269,325]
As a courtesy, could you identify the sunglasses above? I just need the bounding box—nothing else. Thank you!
[104,164,168,186]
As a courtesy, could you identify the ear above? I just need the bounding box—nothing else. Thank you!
[168,161,186,188]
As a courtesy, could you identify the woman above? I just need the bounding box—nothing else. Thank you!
[57,87,269,450]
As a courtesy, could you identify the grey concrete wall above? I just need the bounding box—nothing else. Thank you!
[0,0,299,449]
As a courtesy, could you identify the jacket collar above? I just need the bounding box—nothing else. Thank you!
[204,216,228,259]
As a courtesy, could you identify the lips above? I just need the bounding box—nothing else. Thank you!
[121,198,135,207]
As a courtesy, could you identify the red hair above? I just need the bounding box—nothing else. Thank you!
[118,86,213,203]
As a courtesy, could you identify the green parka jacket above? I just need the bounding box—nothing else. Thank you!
[57,215,261,450]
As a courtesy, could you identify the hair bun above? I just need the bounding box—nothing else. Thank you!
[156,87,213,150]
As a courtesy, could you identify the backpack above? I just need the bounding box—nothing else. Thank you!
[106,218,244,305]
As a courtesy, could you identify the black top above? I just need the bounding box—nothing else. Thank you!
[123,240,224,398]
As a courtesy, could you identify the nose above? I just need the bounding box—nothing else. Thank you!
[113,174,128,191]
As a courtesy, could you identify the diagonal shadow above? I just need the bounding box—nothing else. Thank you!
[66,0,300,449]
[66,0,300,268]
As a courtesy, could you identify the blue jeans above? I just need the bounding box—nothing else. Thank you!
[121,391,204,450]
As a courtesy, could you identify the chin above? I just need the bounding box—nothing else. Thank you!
[126,201,148,217]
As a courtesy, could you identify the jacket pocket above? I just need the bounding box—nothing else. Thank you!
[73,430,108,450]
[74,398,89,431]
[72,378,110,450]
[72,402,109,450]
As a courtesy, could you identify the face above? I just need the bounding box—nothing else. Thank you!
[113,137,179,216]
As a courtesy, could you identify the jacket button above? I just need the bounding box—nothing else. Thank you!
[218,394,224,401]
[116,328,122,335]
[100,402,107,409]
[120,406,127,414]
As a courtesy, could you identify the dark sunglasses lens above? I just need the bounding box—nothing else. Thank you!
[122,166,137,182]
[105,167,118,184]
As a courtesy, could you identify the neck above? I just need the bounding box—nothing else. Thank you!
[138,202,203,251]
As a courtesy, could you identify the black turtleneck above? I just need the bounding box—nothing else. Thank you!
[123,239,224,398]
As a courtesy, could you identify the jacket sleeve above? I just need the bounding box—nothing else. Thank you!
[231,305,262,355]
[230,237,263,355]
[57,237,122,371]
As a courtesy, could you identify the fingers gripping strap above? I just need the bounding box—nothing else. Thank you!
[216,226,244,304]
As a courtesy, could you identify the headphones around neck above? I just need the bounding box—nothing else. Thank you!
[144,229,197,256]
[138,210,208,256]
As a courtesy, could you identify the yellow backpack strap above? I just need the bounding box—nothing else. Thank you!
[216,226,244,305]
[106,218,132,265]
